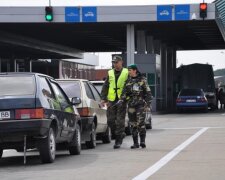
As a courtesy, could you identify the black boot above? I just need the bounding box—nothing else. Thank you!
[130,135,139,149]
[140,134,146,148]
[113,135,122,149]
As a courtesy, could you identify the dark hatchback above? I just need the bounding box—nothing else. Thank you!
[176,88,208,112]
[0,73,81,163]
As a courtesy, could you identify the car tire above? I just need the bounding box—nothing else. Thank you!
[177,108,182,113]
[125,123,132,136]
[145,123,152,129]
[102,126,111,144]
[69,124,81,155]
[0,149,3,158]
[85,123,96,149]
[38,127,56,163]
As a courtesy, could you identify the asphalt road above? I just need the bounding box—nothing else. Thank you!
[1,110,225,180]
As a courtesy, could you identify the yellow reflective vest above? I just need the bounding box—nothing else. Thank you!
[107,68,128,101]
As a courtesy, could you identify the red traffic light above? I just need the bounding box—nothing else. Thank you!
[200,3,207,19]
[200,3,207,10]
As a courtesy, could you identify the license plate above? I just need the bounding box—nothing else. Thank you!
[186,99,196,102]
[0,111,10,119]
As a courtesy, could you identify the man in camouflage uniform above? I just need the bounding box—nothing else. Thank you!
[100,55,128,149]
[119,64,152,149]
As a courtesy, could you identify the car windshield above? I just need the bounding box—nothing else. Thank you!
[58,81,81,98]
[180,89,203,96]
[0,75,35,96]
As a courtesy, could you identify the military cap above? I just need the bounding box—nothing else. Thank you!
[127,64,138,70]
[112,55,123,62]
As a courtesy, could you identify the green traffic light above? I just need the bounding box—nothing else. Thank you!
[45,6,53,21]
[46,14,53,21]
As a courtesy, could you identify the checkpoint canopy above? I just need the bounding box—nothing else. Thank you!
[0,3,224,58]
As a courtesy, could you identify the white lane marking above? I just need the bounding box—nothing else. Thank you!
[133,127,209,180]
[159,126,225,130]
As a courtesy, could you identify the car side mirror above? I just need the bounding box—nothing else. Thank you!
[71,97,81,105]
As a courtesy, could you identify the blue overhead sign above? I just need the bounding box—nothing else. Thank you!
[157,5,172,21]
[65,7,80,22]
[82,7,97,22]
[175,5,190,20]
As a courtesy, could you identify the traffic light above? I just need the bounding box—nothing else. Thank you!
[45,6,53,21]
[200,3,207,19]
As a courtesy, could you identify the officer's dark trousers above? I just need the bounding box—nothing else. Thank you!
[128,105,146,137]
[107,101,126,136]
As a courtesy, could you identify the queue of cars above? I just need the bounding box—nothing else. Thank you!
[0,73,153,164]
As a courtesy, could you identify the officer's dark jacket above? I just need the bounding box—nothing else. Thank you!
[120,73,152,107]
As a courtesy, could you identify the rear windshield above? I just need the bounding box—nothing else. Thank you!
[180,89,203,96]
[93,84,103,93]
[58,81,81,98]
[0,76,35,96]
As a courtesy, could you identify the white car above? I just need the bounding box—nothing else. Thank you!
[57,79,111,149]
[91,81,152,133]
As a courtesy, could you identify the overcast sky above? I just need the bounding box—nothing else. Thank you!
[0,0,224,70]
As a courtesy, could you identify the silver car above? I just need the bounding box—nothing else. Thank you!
[57,79,111,149]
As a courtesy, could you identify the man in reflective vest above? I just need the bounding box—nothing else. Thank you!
[101,55,128,149]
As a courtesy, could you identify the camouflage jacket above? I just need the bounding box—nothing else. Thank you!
[120,73,152,107]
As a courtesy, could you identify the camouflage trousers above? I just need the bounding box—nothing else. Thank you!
[107,101,126,136]
[128,105,146,136]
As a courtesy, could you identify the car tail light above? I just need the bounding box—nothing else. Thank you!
[78,107,90,116]
[198,97,207,102]
[176,98,183,103]
[15,108,44,119]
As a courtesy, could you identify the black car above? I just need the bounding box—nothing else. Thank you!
[0,73,81,163]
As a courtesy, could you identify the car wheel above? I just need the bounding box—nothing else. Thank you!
[69,124,81,155]
[85,123,96,149]
[0,149,3,158]
[177,108,182,113]
[38,127,56,163]
[146,123,152,129]
[125,123,132,136]
[102,126,111,144]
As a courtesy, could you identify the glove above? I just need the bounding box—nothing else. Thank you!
[116,100,124,106]
[145,103,151,112]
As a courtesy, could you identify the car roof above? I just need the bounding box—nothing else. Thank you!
[56,78,88,82]
[181,88,203,91]
[0,72,54,79]
[90,80,105,83]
